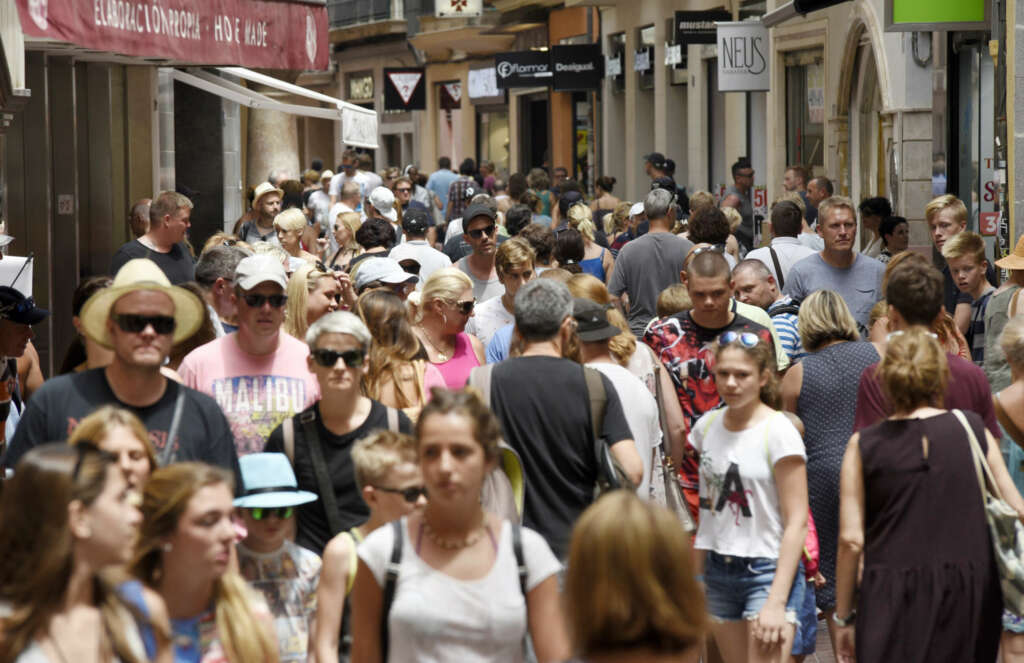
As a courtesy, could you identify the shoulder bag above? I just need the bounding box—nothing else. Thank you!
[649,362,696,532]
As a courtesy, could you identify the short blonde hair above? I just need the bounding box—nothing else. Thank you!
[350,430,417,492]
[926,194,967,227]
[879,327,948,413]
[606,202,632,236]
[720,206,742,233]
[418,267,472,322]
[495,237,535,277]
[941,230,986,265]
[657,284,692,318]
[334,211,362,250]
[688,190,714,213]
[817,196,856,226]
[1001,315,1024,369]
[565,492,705,657]
[274,208,307,232]
[798,290,859,352]
[567,203,597,242]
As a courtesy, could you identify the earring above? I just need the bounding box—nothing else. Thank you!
[162,542,173,553]
[441,312,448,326]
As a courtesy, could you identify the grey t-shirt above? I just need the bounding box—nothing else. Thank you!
[783,252,885,332]
[608,232,694,336]
[456,256,505,304]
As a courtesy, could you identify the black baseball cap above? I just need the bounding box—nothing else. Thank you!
[0,286,49,325]
[558,190,584,216]
[651,176,677,193]
[463,203,496,224]
[644,152,667,169]
[402,207,433,234]
[572,298,619,342]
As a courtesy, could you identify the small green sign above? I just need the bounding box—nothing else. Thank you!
[891,0,984,24]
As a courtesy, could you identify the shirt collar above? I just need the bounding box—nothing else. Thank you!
[771,236,802,246]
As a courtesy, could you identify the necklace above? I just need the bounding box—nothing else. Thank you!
[422,509,487,549]
[418,325,452,362]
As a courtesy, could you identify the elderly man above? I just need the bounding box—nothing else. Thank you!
[194,243,251,336]
[127,198,151,239]
[732,259,803,362]
[179,254,320,457]
[111,191,194,284]
[5,259,238,471]
[0,286,49,452]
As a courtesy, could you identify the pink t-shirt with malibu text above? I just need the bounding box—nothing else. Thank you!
[179,333,320,456]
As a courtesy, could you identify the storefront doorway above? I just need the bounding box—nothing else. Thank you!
[519,93,549,171]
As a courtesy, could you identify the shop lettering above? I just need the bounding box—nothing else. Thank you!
[497,61,548,78]
[244,20,268,47]
[555,62,594,73]
[93,1,201,40]
[214,15,242,43]
[720,34,766,75]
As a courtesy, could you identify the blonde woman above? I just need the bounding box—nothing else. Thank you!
[68,405,157,489]
[567,203,615,284]
[603,201,632,253]
[327,211,362,270]
[133,462,279,663]
[412,267,485,389]
[285,263,341,340]
[275,208,319,268]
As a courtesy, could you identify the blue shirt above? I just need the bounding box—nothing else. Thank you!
[426,169,458,216]
[486,323,514,364]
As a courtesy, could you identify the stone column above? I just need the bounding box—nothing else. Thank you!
[246,106,300,188]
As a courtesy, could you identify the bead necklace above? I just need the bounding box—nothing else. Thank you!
[422,509,487,549]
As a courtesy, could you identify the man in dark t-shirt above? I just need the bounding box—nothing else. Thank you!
[486,279,641,558]
[644,249,774,520]
[111,190,195,284]
[5,258,237,474]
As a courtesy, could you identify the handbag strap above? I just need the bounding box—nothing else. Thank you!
[953,408,1004,502]
[994,394,1024,449]
[157,386,187,466]
[301,408,345,536]
[769,246,785,289]
[1010,287,1023,319]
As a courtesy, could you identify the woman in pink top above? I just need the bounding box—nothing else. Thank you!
[412,267,485,390]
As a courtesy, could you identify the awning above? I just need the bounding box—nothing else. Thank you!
[16,0,330,71]
[172,67,378,149]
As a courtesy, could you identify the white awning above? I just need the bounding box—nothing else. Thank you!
[171,67,378,149]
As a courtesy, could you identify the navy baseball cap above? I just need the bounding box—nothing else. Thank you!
[0,286,48,325]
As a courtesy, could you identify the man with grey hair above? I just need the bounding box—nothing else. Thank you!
[608,187,694,335]
[194,243,252,336]
[478,278,642,558]
[111,190,195,284]
[127,198,151,239]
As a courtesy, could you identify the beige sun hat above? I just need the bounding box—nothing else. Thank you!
[252,181,284,209]
[996,235,1024,271]
[79,258,205,348]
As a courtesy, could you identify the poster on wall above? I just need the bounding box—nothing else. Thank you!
[436,0,482,17]
[806,64,824,123]
[384,68,425,111]
[716,22,769,92]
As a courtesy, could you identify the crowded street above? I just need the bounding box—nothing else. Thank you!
[0,0,1021,661]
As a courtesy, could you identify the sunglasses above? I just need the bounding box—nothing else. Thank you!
[467,224,497,240]
[691,244,726,258]
[247,506,294,520]
[112,313,176,335]
[221,239,239,247]
[375,485,427,503]
[718,331,762,348]
[315,260,343,274]
[242,293,288,308]
[395,187,412,193]
[452,299,475,315]
[311,347,366,368]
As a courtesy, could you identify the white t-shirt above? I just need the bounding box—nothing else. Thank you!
[746,237,818,286]
[329,171,371,200]
[689,409,805,559]
[587,361,661,498]
[389,241,452,288]
[464,296,514,346]
[359,518,561,663]
[625,340,658,397]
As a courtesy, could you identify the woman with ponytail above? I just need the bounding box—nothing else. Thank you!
[690,330,808,663]
[133,462,279,663]
[833,328,1023,662]
[566,204,615,284]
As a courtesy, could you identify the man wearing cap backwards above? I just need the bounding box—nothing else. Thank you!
[239,182,285,247]
[111,190,195,284]
[387,207,451,287]
[446,158,479,223]
[366,186,402,243]
[234,452,321,662]
[352,257,418,300]
[5,259,238,472]
[456,203,505,304]
[178,254,320,457]
[0,285,49,454]
[644,152,670,181]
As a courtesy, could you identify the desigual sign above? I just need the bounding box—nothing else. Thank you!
[716,22,769,92]
[551,44,603,91]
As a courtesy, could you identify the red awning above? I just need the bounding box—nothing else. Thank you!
[16,0,329,71]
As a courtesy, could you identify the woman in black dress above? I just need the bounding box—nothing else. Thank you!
[834,328,1024,662]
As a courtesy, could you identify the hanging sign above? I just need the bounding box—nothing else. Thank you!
[605,53,622,78]
[665,43,682,66]
[675,9,732,46]
[716,22,769,92]
[439,81,462,109]
[551,44,603,91]
[468,67,498,99]
[436,0,482,18]
[494,50,551,88]
[634,47,652,72]
[384,68,425,111]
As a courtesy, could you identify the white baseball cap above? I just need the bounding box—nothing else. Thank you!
[235,254,288,291]
[368,186,398,223]
[629,201,645,218]
[354,257,417,292]
[320,169,334,181]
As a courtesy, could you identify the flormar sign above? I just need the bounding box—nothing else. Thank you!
[716,22,769,92]
[15,0,330,71]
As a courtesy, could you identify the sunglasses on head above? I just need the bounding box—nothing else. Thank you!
[467,224,497,240]
[718,331,762,348]
[452,299,475,315]
[691,244,726,258]
[247,506,294,520]
[375,485,427,503]
[242,293,288,308]
[112,313,176,335]
[311,347,366,368]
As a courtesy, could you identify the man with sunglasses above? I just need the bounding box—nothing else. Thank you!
[456,203,505,303]
[5,259,238,474]
[179,254,320,457]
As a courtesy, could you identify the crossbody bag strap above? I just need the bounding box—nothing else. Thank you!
[768,246,785,289]
[381,519,404,663]
[158,387,187,466]
[512,522,527,597]
[301,409,344,536]
[386,406,400,433]
[582,366,607,440]
[994,394,1024,449]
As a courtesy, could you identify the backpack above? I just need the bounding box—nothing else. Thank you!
[769,298,801,319]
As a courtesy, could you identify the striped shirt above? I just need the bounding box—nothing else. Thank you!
[967,286,995,366]
[768,296,804,362]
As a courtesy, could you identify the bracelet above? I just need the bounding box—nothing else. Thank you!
[832,610,856,627]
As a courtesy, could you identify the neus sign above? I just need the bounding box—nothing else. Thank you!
[716,22,769,92]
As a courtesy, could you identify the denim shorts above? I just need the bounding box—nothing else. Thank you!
[792,580,818,655]
[704,551,804,624]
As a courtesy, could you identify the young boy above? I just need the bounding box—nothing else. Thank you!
[235,452,322,662]
[313,430,426,663]
[942,230,995,365]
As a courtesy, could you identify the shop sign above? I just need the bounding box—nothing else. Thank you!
[605,54,622,78]
[384,68,425,111]
[675,10,732,46]
[634,47,652,73]
[15,0,329,70]
[341,107,377,148]
[551,44,603,91]
[468,66,505,104]
[436,0,482,18]
[885,0,986,31]
[664,43,682,67]
[439,82,462,110]
[494,50,551,89]
[348,74,374,102]
[716,22,769,92]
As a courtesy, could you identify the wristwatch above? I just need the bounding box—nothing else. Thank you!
[832,610,857,627]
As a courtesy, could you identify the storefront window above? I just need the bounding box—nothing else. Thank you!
[477,110,509,177]
[784,50,825,174]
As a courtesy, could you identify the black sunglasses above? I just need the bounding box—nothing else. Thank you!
[375,485,427,503]
[452,299,475,315]
[311,347,366,368]
[242,293,288,308]
[467,224,497,239]
[395,187,412,193]
[247,506,294,520]
[112,313,176,335]
[316,260,344,274]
